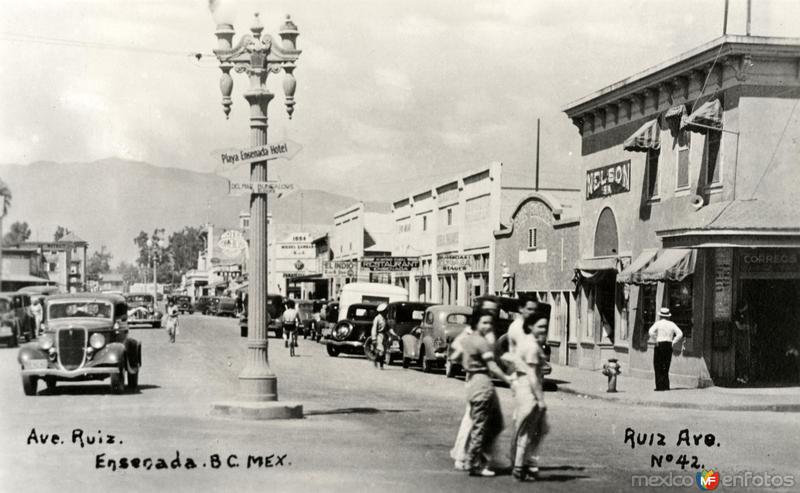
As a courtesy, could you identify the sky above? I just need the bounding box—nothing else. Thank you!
[2,0,800,201]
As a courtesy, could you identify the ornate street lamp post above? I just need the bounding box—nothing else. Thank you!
[210,8,302,419]
[146,235,167,305]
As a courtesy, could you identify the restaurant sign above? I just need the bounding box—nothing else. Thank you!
[586,160,630,200]
[438,254,470,272]
[360,256,420,272]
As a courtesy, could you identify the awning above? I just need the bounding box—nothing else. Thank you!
[574,257,619,284]
[664,105,687,120]
[288,273,325,283]
[1,274,54,285]
[617,248,659,284]
[681,99,722,133]
[640,249,696,283]
[623,119,660,152]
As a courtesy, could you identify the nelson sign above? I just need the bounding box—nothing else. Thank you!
[586,160,630,200]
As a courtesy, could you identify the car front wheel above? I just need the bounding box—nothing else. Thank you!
[22,375,38,396]
[126,371,139,393]
[110,368,125,394]
[326,344,339,357]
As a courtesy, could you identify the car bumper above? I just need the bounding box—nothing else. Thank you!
[21,366,117,379]
[129,319,160,324]
[324,339,364,349]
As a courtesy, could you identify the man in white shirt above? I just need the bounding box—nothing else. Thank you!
[648,307,684,391]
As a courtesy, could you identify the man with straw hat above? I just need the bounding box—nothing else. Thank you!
[648,307,684,391]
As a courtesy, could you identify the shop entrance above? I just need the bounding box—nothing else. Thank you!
[739,279,800,385]
[595,272,617,344]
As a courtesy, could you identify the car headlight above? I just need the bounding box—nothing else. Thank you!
[39,334,54,350]
[89,333,106,350]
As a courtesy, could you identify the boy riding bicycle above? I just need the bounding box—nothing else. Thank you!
[281,300,302,357]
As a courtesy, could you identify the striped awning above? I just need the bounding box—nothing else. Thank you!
[681,99,722,133]
[640,249,696,283]
[664,105,687,120]
[623,119,660,152]
[617,249,659,284]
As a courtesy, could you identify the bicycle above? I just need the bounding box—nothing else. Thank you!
[288,327,298,357]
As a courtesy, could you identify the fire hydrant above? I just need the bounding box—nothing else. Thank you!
[602,358,622,393]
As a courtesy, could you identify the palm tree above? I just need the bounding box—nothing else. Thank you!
[0,179,11,290]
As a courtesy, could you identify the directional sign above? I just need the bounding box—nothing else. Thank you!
[215,140,302,169]
[228,181,295,196]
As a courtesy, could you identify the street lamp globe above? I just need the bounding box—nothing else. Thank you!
[146,238,153,249]
[158,239,167,249]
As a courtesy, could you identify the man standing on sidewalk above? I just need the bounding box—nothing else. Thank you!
[648,308,683,391]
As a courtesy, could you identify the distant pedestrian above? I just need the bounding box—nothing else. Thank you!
[503,306,551,481]
[648,308,683,391]
[165,301,179,343]
[449,306,512,477]
[31,297,44,336]
[370,303,392,369]
[282,299,301,356]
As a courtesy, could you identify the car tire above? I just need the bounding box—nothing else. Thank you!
[363,337,376,361]
[402,357,410,369]
[9,330,18,348]
[326,344,339,357]
[44,376,57,391]
[110,369,125,394]
[275,329,283,340]
[126,371,139,393]
[22,375,38,396]
[422,352,433,373]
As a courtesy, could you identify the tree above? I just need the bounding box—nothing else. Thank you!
[86,246,113,282]
[0,179,11,289]
[115,261,142,286]
[168,226,206,278]
[3,221,31,246]
[54,226,71,241]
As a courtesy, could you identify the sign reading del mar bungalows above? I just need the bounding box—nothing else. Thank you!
[586,160,630,200]
[360,256,420,272]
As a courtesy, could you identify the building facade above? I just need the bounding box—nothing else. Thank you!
[493,192,581,366]
[0,246,52,291]
[563,35,800,386]
[15,233,88,293]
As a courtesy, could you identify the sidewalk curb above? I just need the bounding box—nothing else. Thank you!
[557,385,800,413]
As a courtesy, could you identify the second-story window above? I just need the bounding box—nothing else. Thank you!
[447,208,453,226]
[676,130,690,190]
[646,148,660,199]
[422,215,428,231]
[705,130,722,186]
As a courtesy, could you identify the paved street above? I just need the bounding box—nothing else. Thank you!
[1,315,798,492]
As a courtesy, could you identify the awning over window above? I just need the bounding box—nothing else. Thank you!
[574,257,619,284]
[664,105,687,120]
[681,99,722,133]
[623,119,660,152]
[640,249,696,283]
[617,248,659,284]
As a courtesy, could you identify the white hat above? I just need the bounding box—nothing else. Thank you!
[658,307,672,318]
[376,303,388,312]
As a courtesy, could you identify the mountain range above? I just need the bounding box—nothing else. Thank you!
[0,158,370,263]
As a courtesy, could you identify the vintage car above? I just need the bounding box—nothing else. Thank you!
[296,300,315,338]
[325,303,378,357]
[401,305,472,374]
[317,302,339,341]
[125,293,163,328]
[0,294,25,347]
[238,293,285,338]
[17,293,142,395]
[173,295,193,314]
[194,296,212,315]
[214,296,237,317]
[365,301,435,365]
[0,292,37,343]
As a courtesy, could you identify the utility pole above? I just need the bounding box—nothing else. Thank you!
[535,118,541,191]
[723,0,729,35]
[746,0,752,36]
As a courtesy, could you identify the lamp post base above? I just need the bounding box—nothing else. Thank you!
[211,400,303,420]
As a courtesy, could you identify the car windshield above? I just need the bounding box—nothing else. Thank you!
[446,313,469,325]
[0,299,10,313]
[349,306,377,321]
[49,301,113,319]
[394,304,428,323]
[177,296,190,302]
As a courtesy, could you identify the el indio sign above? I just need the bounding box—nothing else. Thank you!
[739,249,800,274]
[586,160,630,200]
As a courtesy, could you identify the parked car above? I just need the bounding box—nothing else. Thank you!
[365,301,435,365]
[0,294,24,347]
[173,295,193,314]
[401,305,472,374]
[124,293,163,328]
[325,303,379,357]
[16,293,142,395]
[296,301,315,338]
[194,296,212,315]
[214,296,237,317]
[0,292,37,343]
[318,302,339,341]
[239,293,285,338]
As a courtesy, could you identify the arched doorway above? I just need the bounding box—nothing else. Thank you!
[594,207,619,257]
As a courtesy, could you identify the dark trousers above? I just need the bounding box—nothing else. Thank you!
[465,374,504,470]
[654,341,673,391]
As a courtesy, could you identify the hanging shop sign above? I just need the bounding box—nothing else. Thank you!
[586,160,630,200]
[360,256,420,272]
[323,260,358,276]
[438,254,470,272]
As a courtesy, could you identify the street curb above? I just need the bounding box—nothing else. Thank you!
[557,386,800,413]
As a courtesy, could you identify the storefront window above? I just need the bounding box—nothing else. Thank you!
[668,278,693,338]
